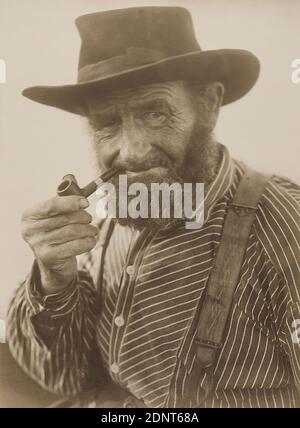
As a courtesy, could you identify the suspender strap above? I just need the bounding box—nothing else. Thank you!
[195,167,272,368]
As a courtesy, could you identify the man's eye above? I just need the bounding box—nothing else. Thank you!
[143,111,167,127]
[102,118,121,128]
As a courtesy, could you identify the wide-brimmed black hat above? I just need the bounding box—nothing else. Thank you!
[22,6,260,115]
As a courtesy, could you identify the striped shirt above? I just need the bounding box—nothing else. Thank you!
[6,145,300,408]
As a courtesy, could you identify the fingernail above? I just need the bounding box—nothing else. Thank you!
[79,198,89,208]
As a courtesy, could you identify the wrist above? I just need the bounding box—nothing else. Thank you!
[38,262,77,295]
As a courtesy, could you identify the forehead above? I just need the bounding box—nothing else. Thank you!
[87,80,190,114]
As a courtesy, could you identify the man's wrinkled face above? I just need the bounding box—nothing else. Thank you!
[86,80,223,229]
[88,81,197,177]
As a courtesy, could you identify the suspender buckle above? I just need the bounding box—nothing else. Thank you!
[194,338,222,349]
[195,338,222,368]
[230,204,257,216]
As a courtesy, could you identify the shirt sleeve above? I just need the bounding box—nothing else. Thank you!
[256,175,300,396]
[6,259,103,396]
[284,301,300,397]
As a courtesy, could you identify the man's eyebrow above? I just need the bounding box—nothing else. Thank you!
[135,98,172,110]
[132,88,174,102]
[110,87,174,106]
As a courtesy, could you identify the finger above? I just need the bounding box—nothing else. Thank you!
[23,195,89,220]
[52,236,97,258]
[44,224,98,245]
[24,210,93,235]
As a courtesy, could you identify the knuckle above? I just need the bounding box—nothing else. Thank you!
[21,211,28,223]
[43,199,53,214]
[21,226,43,248]
[37,245,51,262]
[21,207,34,222]
[44,196,62,216]
[20,222,30,241]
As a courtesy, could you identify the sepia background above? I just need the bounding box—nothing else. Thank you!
[0,0,299,320]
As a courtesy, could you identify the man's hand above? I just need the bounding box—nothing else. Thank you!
[21,195,98,294]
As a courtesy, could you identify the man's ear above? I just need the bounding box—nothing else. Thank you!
[206,82,224,110]
[204,81,224,129]
[186,80,224,130]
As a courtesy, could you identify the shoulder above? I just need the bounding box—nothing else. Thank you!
[257,174,300,238]
[261,174,300,213]
[253,173,300,300]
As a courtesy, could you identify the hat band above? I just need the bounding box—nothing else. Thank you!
[78,46,165,83]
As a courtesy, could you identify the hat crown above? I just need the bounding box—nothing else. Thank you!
[76,7,201,70]
[22,6,260,114]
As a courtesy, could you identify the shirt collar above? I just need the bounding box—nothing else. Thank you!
[189,143,235,227]
[204,143,235,216]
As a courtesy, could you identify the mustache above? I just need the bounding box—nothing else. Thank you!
[112,149,173,172]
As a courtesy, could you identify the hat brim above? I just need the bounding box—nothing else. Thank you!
[22,49,260,115]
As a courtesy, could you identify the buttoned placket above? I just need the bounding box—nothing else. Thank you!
[108,229,155,382]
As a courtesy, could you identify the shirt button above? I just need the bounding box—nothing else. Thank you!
[110,363,119,374]
[114,315,125,327]
[126,265,135,276]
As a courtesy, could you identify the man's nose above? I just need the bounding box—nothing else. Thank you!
[119,121,152,167]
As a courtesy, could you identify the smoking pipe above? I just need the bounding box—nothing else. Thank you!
[57,167,121,197]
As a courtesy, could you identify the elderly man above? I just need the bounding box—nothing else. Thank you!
[6,7,300,408]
